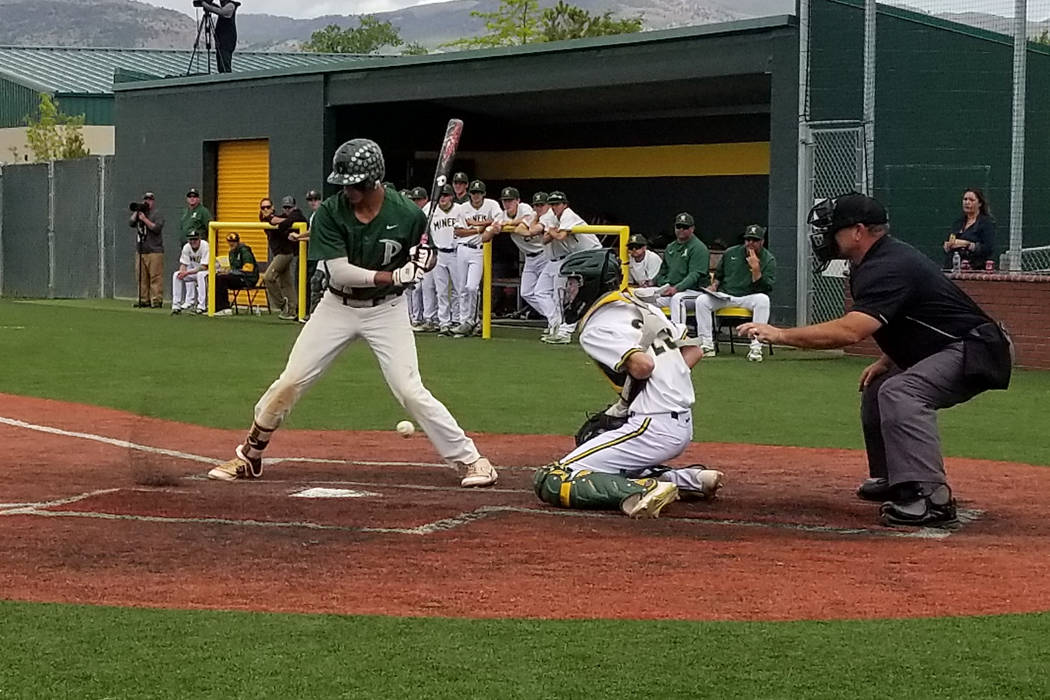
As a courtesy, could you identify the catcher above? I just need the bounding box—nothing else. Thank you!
[533,249,724,518]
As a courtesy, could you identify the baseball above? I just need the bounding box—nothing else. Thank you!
[396,420,415,438]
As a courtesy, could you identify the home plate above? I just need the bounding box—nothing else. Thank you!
[291,487,381,499]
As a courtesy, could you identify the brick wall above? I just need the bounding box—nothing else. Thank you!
[844,273,1050,369]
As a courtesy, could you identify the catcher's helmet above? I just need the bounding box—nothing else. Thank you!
[559,248,622,325]
[808,192,888,270]
[327,138,385,187]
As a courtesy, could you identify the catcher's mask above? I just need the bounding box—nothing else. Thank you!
[559,248,622,325]
[807,192,888,271]
[328,138,385,188]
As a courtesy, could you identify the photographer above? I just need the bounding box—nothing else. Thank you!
[180,187,212,243]
[127,191,165,308]
[198,0,239,73]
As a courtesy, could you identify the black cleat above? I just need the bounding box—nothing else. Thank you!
[879,482,958,528]
[857,477,892,502]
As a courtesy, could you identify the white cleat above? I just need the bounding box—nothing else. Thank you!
[746,347,763,362]
[459,457,498,488]
[621,481,679,518]
[700,343,716,358]
[680,470,725,501]
[207,444,262,481]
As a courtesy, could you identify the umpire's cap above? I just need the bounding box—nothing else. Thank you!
[810,192,888,236]
[547,191,568,204]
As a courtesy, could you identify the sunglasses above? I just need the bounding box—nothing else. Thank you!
[261,205,273,210]
[282,205,292,209]
[674,224,690,229]
[627,245,643,250]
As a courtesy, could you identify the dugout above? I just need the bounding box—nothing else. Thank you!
[112,16,801,320]
[111,2,1050,323]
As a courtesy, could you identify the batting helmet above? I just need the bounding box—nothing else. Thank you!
[559,248,621,324]
[328,138,385,187]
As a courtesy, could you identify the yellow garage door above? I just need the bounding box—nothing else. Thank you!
[217,139,270,262]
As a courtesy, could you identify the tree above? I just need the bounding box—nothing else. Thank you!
[302,15,404,54]
[443,0,545,50]
[24,93,90,162]
[401,42,429,56]
[541,1,643,42]
[1035,29,1050,47]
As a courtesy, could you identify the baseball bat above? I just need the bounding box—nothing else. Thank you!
[420,118,464,250]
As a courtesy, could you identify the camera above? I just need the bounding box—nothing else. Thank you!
[129,201,149,213]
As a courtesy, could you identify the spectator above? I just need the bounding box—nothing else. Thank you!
[290,189,325,316]
[179,187,212,244]
[128,191,165,308]
[451,172,470,204]
[943,188,996,270]
[694,223,776,362]
[213,232,258,316]
[452,179,501,337]
[171,231,209,314]
[626,233,661,287]
[266,195,307,320]
[636,212,709,327]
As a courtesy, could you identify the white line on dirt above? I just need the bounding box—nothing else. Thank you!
[0,488,120,515]
[0,498,980,539]
[0,416,222,465]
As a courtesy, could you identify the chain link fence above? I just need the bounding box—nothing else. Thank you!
[803,124,866,324]
[1020,244,1050,272]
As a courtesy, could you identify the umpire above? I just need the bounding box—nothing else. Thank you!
[741,192,1012,528]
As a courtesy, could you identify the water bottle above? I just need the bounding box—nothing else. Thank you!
[952,251,961,272]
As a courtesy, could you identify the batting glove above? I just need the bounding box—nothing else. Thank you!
[391,260,424,287]
[410,245,437,272]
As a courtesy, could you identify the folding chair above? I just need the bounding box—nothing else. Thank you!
[230,260,270,315]
[713,307,774,355]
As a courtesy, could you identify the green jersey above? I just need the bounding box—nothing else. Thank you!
[310,187,425,300]
[715,244,776,296]
[180,205,212,239]
[655,235,709,291]
[229,243,259,287]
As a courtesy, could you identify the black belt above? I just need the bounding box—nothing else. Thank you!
[629,410,684,419]
[326,286,401,307]
[525,251,543,258]
[459,243,480,249]
[438,247,455,253]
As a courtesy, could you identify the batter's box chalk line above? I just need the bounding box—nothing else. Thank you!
[0,415,981,539]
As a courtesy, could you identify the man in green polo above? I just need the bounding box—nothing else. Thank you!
[637,212,710,326]
[695,223,777,361]
[180,187,213,243]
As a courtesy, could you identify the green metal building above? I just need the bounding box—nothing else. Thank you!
[110,1,1050,318]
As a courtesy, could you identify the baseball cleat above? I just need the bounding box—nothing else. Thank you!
[438,326,453,336]
[207,444,263,481]
[460,457,497,487]
[879,482,957,528]
[700,343,716,357]
[746,346,763,362]
[856,477,892,502]
[679,469,725,501]
[452,322,474,338]
[621,480,679,518]
[542,332,571,344]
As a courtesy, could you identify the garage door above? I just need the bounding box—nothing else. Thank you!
[217,139,270,261]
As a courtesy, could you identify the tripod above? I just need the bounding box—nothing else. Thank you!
[186,10,215,76]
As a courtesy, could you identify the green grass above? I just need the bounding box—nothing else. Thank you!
[2,299,1049,698]
[2,601,1049,699]
[1,299,1047,464]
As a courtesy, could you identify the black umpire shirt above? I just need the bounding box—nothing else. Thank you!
[850,235,989,369]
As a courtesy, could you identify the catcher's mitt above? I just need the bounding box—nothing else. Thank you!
[574,405,628,447]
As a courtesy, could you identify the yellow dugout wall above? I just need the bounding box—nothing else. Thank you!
[217,139,271,307]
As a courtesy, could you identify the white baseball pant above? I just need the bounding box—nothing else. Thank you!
[407,280,423,324]
[433,249,459,328]
[558,412,711,491]
[519,253,549,319]
[694,292,771,345]
[171,271,198,309]
[194,271,209,311]
[453,245,483,325]
[534,257,566,333]
[254,291,481,465]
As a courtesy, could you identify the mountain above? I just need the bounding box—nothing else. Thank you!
[0,0,196,48]
[0,0,1045,53]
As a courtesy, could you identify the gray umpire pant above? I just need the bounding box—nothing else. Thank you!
[861,341,982,487]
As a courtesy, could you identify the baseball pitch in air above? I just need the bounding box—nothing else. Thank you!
[396,420,416,437]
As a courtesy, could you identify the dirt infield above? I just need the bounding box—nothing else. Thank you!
[2,393,1049,622]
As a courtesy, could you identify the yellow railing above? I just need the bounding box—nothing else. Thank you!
[206,221,308,318]
[480,224,630,339]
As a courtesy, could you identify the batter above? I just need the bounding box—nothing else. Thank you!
[208,138,497,488]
